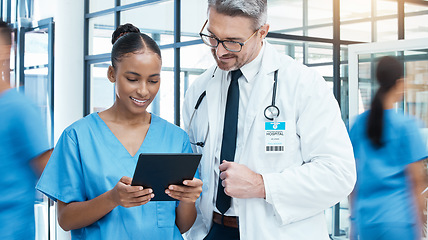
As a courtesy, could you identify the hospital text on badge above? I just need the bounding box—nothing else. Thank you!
[265,122,286,153]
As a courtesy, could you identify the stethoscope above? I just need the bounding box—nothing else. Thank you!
[188,67,279,148]
[188,90,209,147]
[264,70,279,121]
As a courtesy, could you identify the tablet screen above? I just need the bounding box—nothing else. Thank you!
[131,153,202,201]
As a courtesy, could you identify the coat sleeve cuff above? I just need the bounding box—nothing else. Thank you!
[261,173,291,225]
[263,173,274,204]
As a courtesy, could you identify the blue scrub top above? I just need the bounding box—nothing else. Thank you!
[0,89,50,240]
[37,113,193,239]
[350,110,428,231]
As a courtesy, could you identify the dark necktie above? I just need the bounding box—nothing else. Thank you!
[216,69,242,214]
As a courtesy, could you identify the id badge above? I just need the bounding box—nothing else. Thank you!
[265,121,286,153]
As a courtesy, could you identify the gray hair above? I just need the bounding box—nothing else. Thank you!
[208,0,267,30]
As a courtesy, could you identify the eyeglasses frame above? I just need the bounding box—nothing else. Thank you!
[199,20,259,53]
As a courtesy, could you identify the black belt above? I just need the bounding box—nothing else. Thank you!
[213,212,239,228]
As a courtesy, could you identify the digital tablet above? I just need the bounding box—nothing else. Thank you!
[131,153,202,201]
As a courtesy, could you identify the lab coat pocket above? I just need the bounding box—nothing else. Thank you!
[262,136,300,172]
[156,201,176,228]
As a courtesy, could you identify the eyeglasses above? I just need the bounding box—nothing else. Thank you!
[199,20,259,53]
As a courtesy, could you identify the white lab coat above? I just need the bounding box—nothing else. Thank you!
[182,41,356,240]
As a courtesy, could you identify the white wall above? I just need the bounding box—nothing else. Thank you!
[33,0,55,21]
[52,0,85,142]
[33,0,85,143]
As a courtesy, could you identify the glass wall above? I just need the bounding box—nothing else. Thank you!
[88,14,115,55]
[405,2,428,39]
[356,50,428,126]
[89,61,113,112]
[84,0,428,121]
[121,1,175,45]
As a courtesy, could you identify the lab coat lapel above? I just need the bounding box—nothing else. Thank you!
[199,68,224,229]
[240,72,271,156]
[240,43,281,162]
[205,68,224,169]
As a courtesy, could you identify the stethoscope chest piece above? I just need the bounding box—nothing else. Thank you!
[264,105,280,121]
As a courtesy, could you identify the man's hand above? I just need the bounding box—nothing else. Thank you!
[219,160,266,199]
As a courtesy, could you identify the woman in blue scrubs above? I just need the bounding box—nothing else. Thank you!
[349,56,428,240]
[36,24,203,239]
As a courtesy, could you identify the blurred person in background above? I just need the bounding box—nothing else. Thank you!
[349,56,428,240]
[0,20,52,239]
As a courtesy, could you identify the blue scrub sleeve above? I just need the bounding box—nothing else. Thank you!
[14,103,50,163]
[182,131,193,154]
[402,119,428,165]
[181,131,200,178]
[36,129,86,203]
[349,121,359,151]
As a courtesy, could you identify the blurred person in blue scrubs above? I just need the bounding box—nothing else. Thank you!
[36,24,203,239]
[0,20,52,239]
[349,56,428,240]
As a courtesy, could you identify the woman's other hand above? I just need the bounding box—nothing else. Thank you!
[110,176,154,208]
[166,178,203,203]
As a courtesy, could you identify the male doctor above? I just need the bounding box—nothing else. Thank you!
[182,1,356,239]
